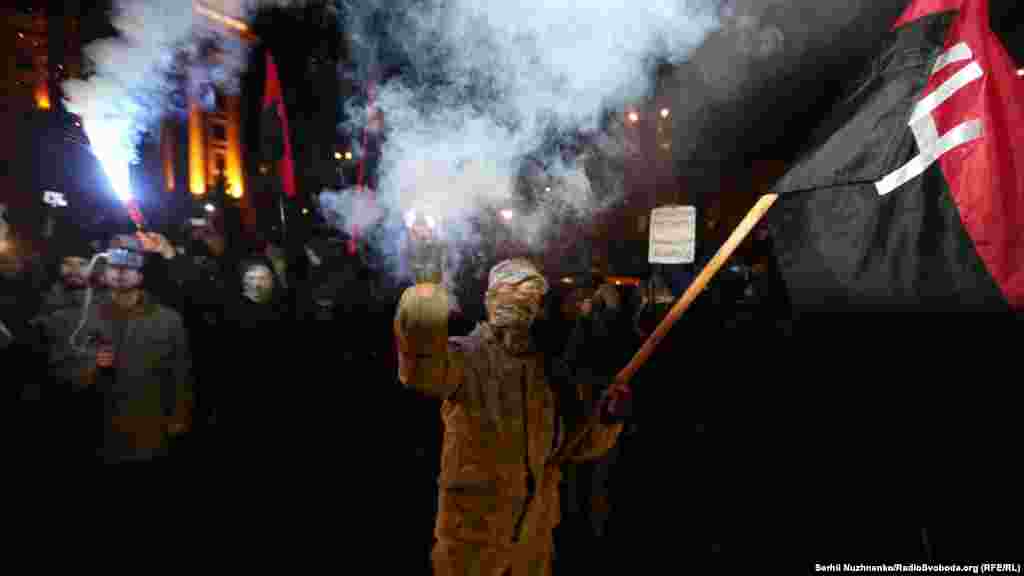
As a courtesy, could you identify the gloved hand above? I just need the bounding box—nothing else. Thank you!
[395,283,450,385]
[597,377,633,424]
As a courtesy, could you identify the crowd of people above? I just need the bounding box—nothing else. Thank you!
[3,201,805,572]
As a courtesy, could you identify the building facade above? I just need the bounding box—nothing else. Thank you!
[157,2,257,232]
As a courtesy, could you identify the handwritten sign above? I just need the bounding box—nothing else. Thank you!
[648,205,695,264]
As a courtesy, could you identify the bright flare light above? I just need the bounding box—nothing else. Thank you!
[81,119,135,204]
[660,108,670,118]
[334,151,342,160]
[500,209,515,221]
[627,111,640,123]
[1018,68,1024,77]
[204,203,216,213]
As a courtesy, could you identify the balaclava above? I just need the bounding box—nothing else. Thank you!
[485,258,549,355]
[241,260,275,304]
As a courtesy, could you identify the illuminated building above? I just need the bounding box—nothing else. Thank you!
[1,2,81,114]
[0,2,83,214]
[158,2,257,228]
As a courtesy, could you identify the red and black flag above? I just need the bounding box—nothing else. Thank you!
[261,51,297,200]
[769,0,1023,318]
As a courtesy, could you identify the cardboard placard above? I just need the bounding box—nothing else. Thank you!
[648,205,695,264]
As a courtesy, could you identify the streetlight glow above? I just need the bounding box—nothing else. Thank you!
[500,209,515,221]
[627,111,639,123]
[204,203,215,213]
[660,108,670,119]
[344,151,353,160]
[334,151,342,160]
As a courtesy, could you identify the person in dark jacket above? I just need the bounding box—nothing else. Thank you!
[48,235,193,464]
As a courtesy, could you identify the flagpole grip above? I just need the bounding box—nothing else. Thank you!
[616,193,779,385]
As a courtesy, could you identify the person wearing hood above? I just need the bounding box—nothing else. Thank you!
[395,257,632,575]
[207,253,296,462]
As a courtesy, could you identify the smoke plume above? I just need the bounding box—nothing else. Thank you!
[62,1,260,207]
[321,0,722,280]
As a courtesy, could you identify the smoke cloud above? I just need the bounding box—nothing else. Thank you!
[321,0,722,281]
[61,1,265,207]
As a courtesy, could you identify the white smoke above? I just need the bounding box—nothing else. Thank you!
[61,1,266,207]
[323,0,722,277]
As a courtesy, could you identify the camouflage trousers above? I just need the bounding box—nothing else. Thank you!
[431,537,553,576]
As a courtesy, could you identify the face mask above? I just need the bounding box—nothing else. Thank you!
[491,298,540,328]
[488,279,544,330]
[243,265,274,304]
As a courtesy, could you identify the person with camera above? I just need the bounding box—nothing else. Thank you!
[48,234,193,464]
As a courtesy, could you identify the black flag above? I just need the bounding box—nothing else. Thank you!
[768,0,1023,329]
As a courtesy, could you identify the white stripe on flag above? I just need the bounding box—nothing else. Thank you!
[910,61,984,123]
[931,42,973,75]
[876,119,984,196]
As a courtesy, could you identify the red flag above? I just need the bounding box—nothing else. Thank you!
[262,52,297,199]
[892,0,964,29]
[890,0,1024,308]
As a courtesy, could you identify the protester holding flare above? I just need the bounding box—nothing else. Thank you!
[395,249,631,575]
[48,234,192,464]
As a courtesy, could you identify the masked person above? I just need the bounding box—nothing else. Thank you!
[237,257,281,314]
[48,235,192,464]
[395,257,631,576]
[204,254,292,461]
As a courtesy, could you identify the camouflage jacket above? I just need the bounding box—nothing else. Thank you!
[401,320,622,548]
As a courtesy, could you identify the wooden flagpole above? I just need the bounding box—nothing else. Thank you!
[553,193,778,462]
[616,193,778,385]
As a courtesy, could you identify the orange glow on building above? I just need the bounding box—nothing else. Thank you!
[188,99,206,196]
[34,83,50,110]
[225,93,244,198]
[157,2,256,213]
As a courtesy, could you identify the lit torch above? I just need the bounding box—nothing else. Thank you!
[78,119,147,232]
[403,208,446,284]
